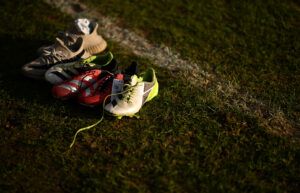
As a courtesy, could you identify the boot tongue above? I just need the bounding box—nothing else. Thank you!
[111,74,124,101]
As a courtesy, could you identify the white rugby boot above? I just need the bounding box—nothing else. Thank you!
[104,68,158,118]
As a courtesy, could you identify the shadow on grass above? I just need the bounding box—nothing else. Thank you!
[0,35,103,119]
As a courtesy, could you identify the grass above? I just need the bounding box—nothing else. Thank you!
[0,0,299,193]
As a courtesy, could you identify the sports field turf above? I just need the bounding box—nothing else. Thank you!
[0,0,299,192]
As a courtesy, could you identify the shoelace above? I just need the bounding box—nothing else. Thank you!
[122,83,137,103]
[69,81,139,148]
[41,48,66,64]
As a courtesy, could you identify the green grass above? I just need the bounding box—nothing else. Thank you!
[0,0,299,193]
